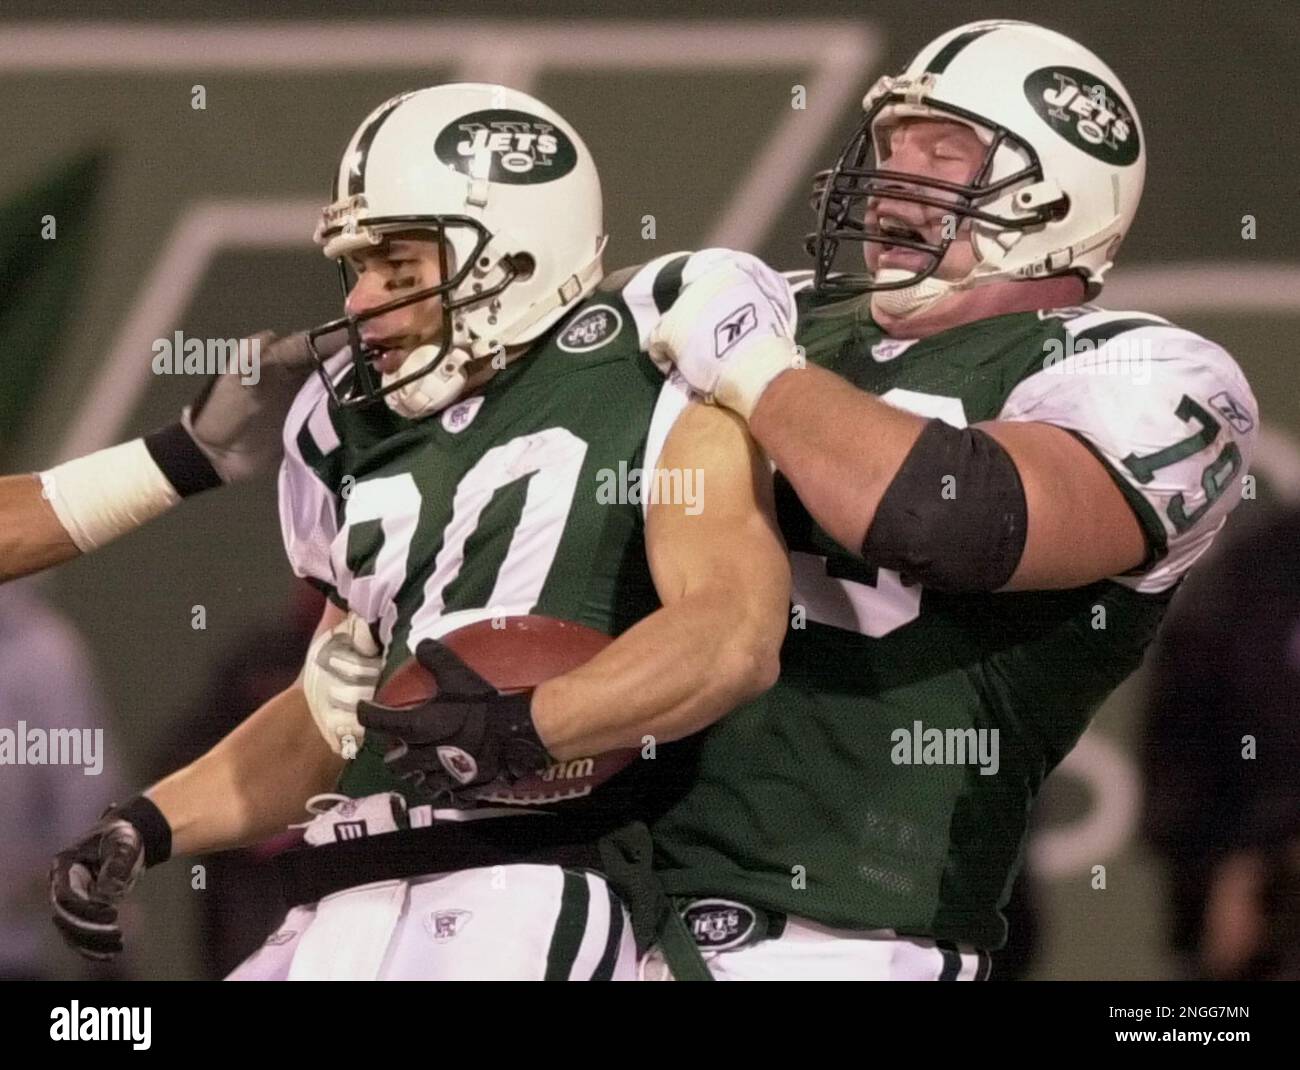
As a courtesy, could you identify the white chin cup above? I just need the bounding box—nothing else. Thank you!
[381,343,474,420]
[869,269,958,321]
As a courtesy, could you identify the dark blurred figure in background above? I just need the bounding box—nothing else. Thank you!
[990,869,1040,980]
[151,583,322,979]
[1143,503,1300,980]
[0,579,126,980]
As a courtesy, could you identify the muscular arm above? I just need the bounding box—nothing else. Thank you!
[146,601,346,855]
[977,419,1145,589]
[748,367,1144,590]
[0,474,80,582]
[531,402,790,759]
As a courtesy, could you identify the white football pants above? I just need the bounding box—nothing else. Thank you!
[228,863,635,981]
[641,915,990,981]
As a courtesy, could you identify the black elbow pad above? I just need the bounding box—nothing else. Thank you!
[862,419,1027,593]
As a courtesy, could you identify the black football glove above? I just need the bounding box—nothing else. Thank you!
[357,639,552,801]
[50,796,171,961]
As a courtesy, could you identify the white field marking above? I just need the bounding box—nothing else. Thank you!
[704,32,881,250]
[56,200,318,462]
[0,19,876,72]
[1030,730,1141,879]
[1103,262,1300,313]
[26,18,880,456]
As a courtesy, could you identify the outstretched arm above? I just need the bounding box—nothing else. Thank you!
[0,474,79,581]
[148,600,347,854]
[3,329,340,585]
[51,600,347,960]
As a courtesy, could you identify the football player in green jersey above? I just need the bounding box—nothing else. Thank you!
[643,20,1258,979]
[49,85,793,979]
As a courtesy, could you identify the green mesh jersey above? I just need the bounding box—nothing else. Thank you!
[278,252,713,802]
[651,279,1259,949]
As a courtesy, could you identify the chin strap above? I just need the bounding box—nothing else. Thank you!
[381,238,609,421]
[382,343,477,420]
[870,270,962,321]
[495,236,608,347]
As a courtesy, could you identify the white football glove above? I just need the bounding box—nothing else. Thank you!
[647,253,801,420]
[303,613,383,759]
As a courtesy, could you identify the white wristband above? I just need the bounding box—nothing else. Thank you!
[40,440,181,553]
[713,336,802,421]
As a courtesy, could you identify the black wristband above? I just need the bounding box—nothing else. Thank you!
[114,795,173,868]
[143,421,224,498]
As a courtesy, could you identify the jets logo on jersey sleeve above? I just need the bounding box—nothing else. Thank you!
[556,304,623,353]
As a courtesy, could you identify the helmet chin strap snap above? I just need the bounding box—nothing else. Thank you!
[869,269,960,320]
[381,343,475,420]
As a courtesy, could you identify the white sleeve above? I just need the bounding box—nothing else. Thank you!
[999,318,1258,592]
[277,356,346,593]
[619,247,796,349]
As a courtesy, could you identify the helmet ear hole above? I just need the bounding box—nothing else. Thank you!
[507,253,536,282]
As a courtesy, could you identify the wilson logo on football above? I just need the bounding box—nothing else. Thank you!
[1024,67,1140,167]
[539,757,595,782]
[435,109,579,184]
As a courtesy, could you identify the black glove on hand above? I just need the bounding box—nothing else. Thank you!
[50,796,171,961]
[357,638,552,801]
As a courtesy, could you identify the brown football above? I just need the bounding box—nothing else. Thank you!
[374,615,639,806]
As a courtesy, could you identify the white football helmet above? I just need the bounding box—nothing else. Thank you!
[307,83,607,418]
[810,20,1146,318]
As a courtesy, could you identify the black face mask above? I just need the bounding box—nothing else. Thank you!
[807,94,1063,297]
[306,216,514,410]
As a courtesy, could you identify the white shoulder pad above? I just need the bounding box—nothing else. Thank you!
[277,351,349,590]
[783,268,817,296]
[1000,319,1258,592]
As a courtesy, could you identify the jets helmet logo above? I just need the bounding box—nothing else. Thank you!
[1024,67,1140,167]
[435,109,579,184]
